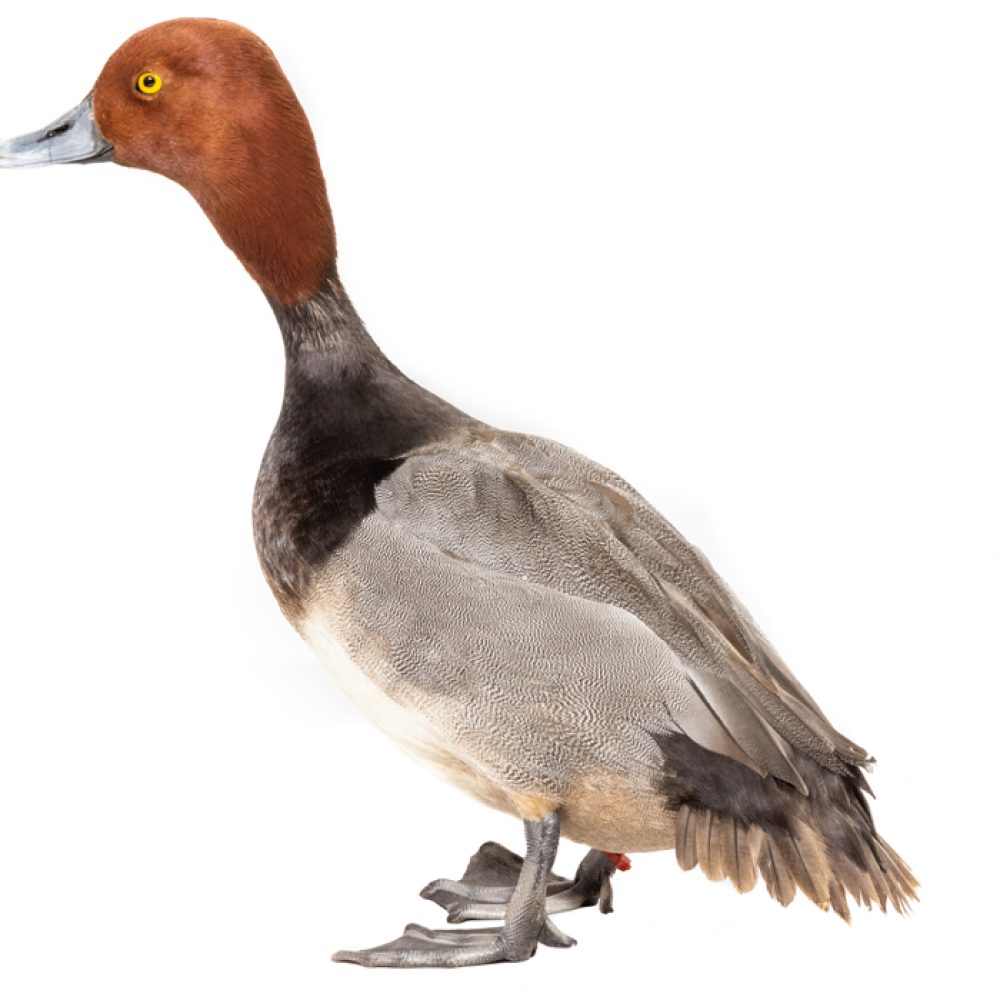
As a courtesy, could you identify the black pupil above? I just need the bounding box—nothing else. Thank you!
[143,76,155,89]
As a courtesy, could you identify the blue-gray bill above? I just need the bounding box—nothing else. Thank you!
[0,93,112,169]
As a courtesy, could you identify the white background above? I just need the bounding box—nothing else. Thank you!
[1,2,995,997]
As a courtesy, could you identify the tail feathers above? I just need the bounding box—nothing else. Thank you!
[674,803,918,923]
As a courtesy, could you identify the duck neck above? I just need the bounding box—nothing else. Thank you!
[255,277,470,617]
[263,275,469,459]
[267,274,391,378]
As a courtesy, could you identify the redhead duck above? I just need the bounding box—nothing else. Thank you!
[0,18,916,968]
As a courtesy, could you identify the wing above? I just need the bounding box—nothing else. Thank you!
[376,427,871,795]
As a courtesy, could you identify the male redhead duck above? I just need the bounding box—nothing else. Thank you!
[0,18,916,968]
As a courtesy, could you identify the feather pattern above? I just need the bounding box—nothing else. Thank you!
[663,781,916,921]
[675,804,698,872]
[289,424,916,920]
[734,823,759,894]
[828,879,851,923]
[367,429,873,789]
[718,814,739,887]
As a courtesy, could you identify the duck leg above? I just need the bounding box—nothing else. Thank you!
[332,812,572,968]
[421,843,619,922]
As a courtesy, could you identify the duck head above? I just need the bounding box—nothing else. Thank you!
[0,18,336,304]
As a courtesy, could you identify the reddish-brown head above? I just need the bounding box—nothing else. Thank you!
[92,18,336,304]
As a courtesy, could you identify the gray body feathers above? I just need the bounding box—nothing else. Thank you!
[297,425,916,918]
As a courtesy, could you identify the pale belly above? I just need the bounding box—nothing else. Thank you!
[299,612,678,854]
[300,614,524,818]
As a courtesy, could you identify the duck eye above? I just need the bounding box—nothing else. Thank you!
[136,73,162,95]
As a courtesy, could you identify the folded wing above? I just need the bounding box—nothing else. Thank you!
[378,428,871,794]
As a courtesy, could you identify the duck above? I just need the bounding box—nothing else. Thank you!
[0,18,917,968]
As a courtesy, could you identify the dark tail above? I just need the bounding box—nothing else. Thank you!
[658,732,919,922]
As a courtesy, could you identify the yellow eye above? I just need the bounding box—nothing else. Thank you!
[136,72,162,95]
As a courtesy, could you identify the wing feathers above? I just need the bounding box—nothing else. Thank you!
[389,435,873,789]
[381,435,915,924]
[686,671,808,794]
[682,679,768,776]
[652,568,865,784]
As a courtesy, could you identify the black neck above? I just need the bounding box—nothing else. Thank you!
[266,277,467,457]
[254,278,472,616]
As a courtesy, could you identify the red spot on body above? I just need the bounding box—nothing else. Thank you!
[604,852,632,872]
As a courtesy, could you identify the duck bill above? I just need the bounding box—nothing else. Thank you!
[0,93,113,170]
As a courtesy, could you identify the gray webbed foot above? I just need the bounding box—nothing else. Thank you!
[421,842,619,923]
[332,814,573,968]
[333,918,576,968]
[333,923,530,968]
[420,841,574,921]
